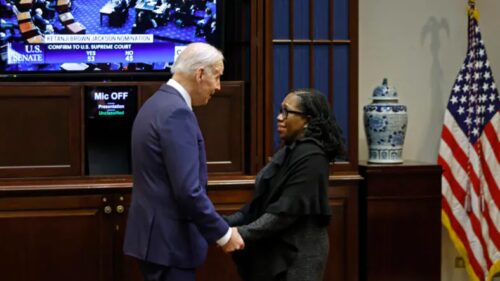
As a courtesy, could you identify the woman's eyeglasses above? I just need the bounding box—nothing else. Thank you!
[278,107,305,119]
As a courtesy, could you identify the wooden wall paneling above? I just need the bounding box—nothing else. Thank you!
[263,0,274,165]
[250,0,265,174]
[111,193,143,281]
[114,180,256,281]
[138,81,163,106]
[0,80,246,178]
[138,81,246,174]
[196,184,254,281]
[195,81,245,174]
[200,180,360,281]
[346,0,360,173]
[0,175,360,281]
[0,84,82,178]
[327,195,348,281]
[0,194,113,281]
[325,180,360,281]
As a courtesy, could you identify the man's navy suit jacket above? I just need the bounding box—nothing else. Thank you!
[123,84,228,268]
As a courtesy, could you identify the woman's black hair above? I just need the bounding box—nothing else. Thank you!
[293,88,346,161]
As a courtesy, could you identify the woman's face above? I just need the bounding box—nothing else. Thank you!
[277,93,308,144]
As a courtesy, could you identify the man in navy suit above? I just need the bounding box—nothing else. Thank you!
[123,42,245,281]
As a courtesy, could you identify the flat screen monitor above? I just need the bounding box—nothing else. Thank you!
[0,0,221,79]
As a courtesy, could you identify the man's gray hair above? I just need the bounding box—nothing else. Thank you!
[171,43,224,74]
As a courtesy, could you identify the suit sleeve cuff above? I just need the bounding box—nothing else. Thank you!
[216,227,232,246]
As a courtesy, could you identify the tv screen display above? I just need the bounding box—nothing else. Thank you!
[0,0,220,78]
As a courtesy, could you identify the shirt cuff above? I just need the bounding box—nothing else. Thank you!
[216,227,232,246]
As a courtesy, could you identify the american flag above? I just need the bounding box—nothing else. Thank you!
[438,4,500,281]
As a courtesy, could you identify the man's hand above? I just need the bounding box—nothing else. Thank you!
[221,227,245,253]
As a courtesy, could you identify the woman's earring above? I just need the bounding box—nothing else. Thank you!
[304,124,308,129]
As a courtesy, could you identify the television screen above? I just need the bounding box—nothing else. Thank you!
[0,0,220,78]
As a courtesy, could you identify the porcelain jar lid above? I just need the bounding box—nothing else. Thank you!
[372,78,398,101]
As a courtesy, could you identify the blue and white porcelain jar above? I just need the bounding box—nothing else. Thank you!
[363,78,407,163]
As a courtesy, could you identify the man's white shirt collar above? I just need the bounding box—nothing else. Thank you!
[167,79,192,110]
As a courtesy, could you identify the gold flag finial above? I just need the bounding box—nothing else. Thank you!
[468,0,480,21]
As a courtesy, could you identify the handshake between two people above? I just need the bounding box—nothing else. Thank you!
[221,227,245,253]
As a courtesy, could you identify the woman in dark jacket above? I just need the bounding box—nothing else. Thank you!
[224,89,345,281]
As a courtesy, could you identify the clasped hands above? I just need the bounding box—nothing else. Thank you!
[221,227,245,253]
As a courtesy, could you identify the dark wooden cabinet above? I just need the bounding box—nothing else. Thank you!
[0,176,359,281]
[358,162,442,281]
[0,76,360,281]
[0,194,113,281]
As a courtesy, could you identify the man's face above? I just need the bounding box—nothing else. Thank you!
[192,61,223,106]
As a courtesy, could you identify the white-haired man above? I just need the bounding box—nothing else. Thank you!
[124,42,245,281]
